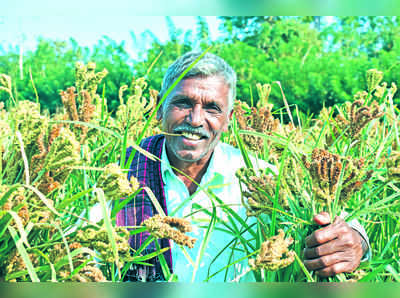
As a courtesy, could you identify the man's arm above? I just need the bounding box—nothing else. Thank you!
[303,212,369,277]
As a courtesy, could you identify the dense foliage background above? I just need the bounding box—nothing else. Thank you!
[1,16,399,282]
[1,16,399,116]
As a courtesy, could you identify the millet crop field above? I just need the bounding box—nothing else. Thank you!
[0,59,399,282]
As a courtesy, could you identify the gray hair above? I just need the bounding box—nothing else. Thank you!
[159,51,237,113]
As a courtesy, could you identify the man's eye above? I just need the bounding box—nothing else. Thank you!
[206,104,221,113]
[174,99,191,107]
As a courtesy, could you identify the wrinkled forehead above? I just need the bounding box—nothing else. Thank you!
[166,75,230,102]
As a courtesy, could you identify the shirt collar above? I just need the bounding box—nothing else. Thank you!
[160,140,174,183]
[161,140,228,183]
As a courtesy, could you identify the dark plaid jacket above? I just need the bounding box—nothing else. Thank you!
[116,134,172,281]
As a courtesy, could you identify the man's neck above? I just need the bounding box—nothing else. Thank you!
[166,148,213,196]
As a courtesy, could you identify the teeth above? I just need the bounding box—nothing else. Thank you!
[181,132,201,140]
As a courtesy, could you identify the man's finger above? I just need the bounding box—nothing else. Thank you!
[313,212,331,226]
[315,262,349,277]
[305,226,338,248]
[303,252,343,271]
[305,217,344,247]
[303,239,343,259]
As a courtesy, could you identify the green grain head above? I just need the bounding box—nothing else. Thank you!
[366,69,383,92]
[10,101,48,150]
[97,164,140,200]
[42,127,81,183]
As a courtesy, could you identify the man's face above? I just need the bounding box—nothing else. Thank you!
[158,75,232,166]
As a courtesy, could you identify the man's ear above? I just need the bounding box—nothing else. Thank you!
[228,109,233,121]
[223,109,234,132]
[156,94,163,120]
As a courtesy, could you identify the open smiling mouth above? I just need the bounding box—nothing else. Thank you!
[180,132,207,141]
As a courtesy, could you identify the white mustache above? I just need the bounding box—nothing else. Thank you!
[173,125,210,138]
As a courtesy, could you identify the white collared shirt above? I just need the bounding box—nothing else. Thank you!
[160,141,272,282]
[88,139,370,281]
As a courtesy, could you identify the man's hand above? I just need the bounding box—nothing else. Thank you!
[303,212,364,277]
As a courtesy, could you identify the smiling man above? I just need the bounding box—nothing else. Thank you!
[116,52,370,282]
[159,75,232,196]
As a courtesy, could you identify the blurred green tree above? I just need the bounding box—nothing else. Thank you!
[1,17,399,117]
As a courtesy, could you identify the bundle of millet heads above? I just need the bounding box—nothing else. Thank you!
[302,148,373,207]
[234,101,281,153]
[236,167,288,217]
[249,229,295,271]
[97,163,140,200]
[142,214,197,249]
[329,99,384,143]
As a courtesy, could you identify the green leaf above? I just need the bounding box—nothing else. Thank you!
[94,188,120,279]
[192,199,216,282]
[57,187,94,210]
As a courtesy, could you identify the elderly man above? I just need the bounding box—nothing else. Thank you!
[116,52,370,282]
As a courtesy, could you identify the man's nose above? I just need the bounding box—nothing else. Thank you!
[187,104,204,127]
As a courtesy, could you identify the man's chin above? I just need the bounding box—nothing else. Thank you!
[175,151,205,163]
[166,139,216,165]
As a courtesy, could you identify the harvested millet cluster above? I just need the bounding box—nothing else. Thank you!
[97,163,140,200]
[2,101,48,185]
[346,269,368,282]
[75,226,131,264]
[75,61,108,100]
[60,87,96,143]
[112,77,161,141]
[2,241,95,282]
[142,214,196,248]
[74,61,108,125]
[236,167,288,216]
[65,265,107,282]
[0,185,29,226]
[302,148,372,207]
[233,99,301,163]
[328,99,384,144]
[2,250,40,282]
[234,101,281,153]
[249,229,295,271]
[371,81,397,99]
[47,241,107,282]
[31,126,81,195]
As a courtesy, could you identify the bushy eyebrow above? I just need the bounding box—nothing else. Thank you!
[170,95,189,101]
[169,94,223,111]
